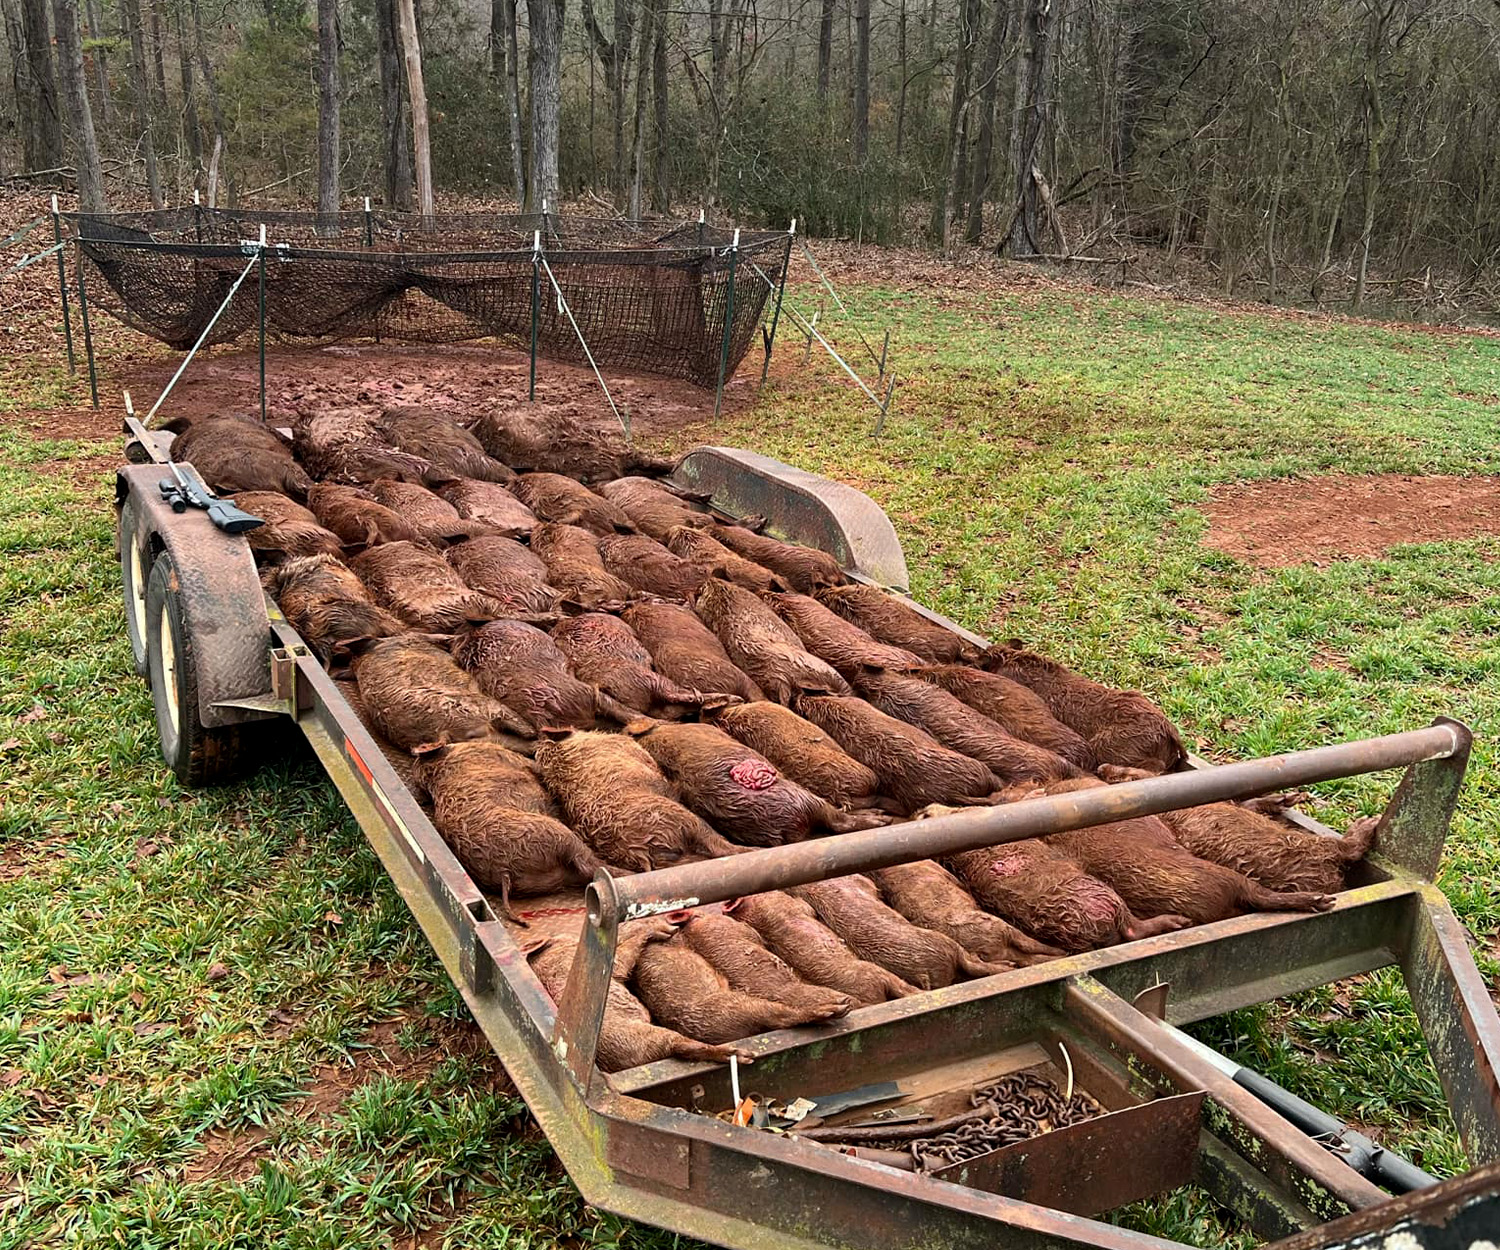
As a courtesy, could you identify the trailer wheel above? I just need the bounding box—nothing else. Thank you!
[119,496,154,679]
[144,551,259,786]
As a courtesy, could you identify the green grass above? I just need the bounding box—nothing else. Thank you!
[3,278,1499,1247]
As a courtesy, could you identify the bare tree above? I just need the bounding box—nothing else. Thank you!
[526,0,563,212]
[174,0,203,182]
[816,0,834,98]
[503,0,526,205]
[84,0,111,127]
[651,0,669,209]
[316,0,341,223]
[397,0,434,220]
[121,0,164,206]
[1004,0,1060,256]
[19,0,63,171]
[965,0,1012,241]
[191,0,233,205]
[377,0,412,209]
[853,0,871,162]
[51,0,106,210]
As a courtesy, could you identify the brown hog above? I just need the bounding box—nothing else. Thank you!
[711,524,845,593]
[376,405,516,483]
[1097,764,1377,894]
[437,479,538,534]
[510,472,635,536]
[815,584,975,664]
[366,478,493,545]
[551,614,710,717]
[695,577,852,703]
[666,526,785,593]
[947,840,1193,953]
[332,672,426,801]
[703,700,883,809]
[535,730,741,871]
[621,602,764,701]
[307,482,427,547]
[292,409,451,486]
[595,477,711,540]
[265,554,405,661]
[529,522,634,607]
[453,619,622,731]
[530,919,747,1072]
[855,667,1082,785]
[352,541,508,631]
[596,533,708,600]
[791,875,1012,990]
[468,405,675,482]
[980,643,1185,773]
[793,692,998,811]
[412,740,600,918]
[633,935,842,1044]
[344,634,532,749]
[676,912,853,1019]
[912,665,1097,771]
[868,860,1060,966]
[730,892,917,1003]
[233,491,344,561]
[445,536,559,617]
[765,591,922,676]
[162,414,313,498]
[625,720,888,847]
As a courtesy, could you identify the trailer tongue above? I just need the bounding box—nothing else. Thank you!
[117,429,1500,1248]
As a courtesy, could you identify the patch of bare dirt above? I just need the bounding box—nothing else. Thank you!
[1201,475,1500,567]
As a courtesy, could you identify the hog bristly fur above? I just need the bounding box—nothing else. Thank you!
[695,577,852,704]
[710,524,845,593]
[621,602,765,701]
[912,664,1097,771]
[868,860,1060,965]
[677,913,853,1019]
[529,522,635,607]
[814,584,975,663]
[352,541,509,630]
[702,700,883,809]
[265,554,406,661]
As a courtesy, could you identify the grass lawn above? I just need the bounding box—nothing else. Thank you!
[3,268,1498,1248]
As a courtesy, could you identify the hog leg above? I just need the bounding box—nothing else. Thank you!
[1239,880,1336,913]
[1121,911,1194,941]
[1338,815,1379,861]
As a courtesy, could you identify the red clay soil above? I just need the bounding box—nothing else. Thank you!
[1201,474,1500,567]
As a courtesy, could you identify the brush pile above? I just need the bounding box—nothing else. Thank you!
[171,404,1374,1071]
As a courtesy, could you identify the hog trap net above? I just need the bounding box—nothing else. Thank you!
[66,208,792,389]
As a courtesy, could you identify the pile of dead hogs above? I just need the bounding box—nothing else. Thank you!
[166,403,1377,1073]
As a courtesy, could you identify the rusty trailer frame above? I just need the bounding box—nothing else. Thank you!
[116,431,1500,1248]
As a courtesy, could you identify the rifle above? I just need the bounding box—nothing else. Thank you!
[158,460,265,535]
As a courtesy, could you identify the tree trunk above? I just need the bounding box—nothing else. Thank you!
[83,0,110,127]
[51,0,106,210]
[615,0,635,203]
[191,0,234,205]
[316,0,340,223]
[174,0,203,179]
[525,0,562,212]
[148,0,167,106]
[815,0,833,99]
[1353,3,1391,311]
[1003,0,1058,257]
[895,0,907,157]
[121,0,164,207]
[503,0,525,205]
[3,0,37,174]
[852,0,870,164]
[397,0,434,220]
[627,0,652,217]
[19,0,63,171]
[932,0,979,242]
[377,0,412,208]
[965,0,1011,243]
[651,0,668,209]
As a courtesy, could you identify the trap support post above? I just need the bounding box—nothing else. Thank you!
[257,224,267,422]
[363,197,374,249]
[51,196,75,374]
[759,219,795,388]
[76,245,98,408]
[714,229,741,419]
[529,230,541,402]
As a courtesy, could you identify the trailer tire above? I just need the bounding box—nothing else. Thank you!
[145,551,261,787]
[119,496,155,679]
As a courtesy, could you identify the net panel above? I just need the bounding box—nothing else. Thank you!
[68,209,790,389]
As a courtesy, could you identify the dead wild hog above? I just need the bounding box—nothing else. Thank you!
[711,523,845,593]
[868,860,1060,966]
[452,619,617,731]
[764,591,923,676]
[981,643,1185,773]
[695,577,852,704]
[352,540,508,630]
[233,491,343,561]
[625,720,887,847]
[947,839,1191,953]
[595,477,711,540]
[912,664,1097,772]
[855,667,1082,785]
[468,405,675,482]
[366,478,492,544]
[332,672,427,801]
[791,875,1012,990]
[730,892,917,1003]
[293,408,451,486]
[445,536,559,617]
[596,533,708,600]
[814,584,975,664]
[265,554,405,661]
[530,919,747,1072]
[436,479,538,534]
[510,472,635,536]
[676,912,853,1019]
[632,935,841,1044]
[702,701,881,809]
[343,634,532,750]
[666,526,785,593]
[551,614,710,717]
[621,602,765,702]
[792,692,997,812]
[375,405,516,483]
[412,741,600,919]
[535,730,740,872]
[307,481,427,547]
[161,414,313,498]
[1097,764,1376,894]
[529,522,634,607]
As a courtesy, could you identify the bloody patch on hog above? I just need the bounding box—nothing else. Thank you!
[704,700,883,809]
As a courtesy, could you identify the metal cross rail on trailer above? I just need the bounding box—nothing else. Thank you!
[114,426,1500,1248]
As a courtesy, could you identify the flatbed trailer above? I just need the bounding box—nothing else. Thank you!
[115,427,1500,1248]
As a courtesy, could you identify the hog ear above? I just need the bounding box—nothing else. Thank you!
[621,717,659,737]
[555,599,592,617]
[537,725,576,742]
[330,634,381,660]
[518,933,553,959]
[410,741,451,761]
[663,908,695,924]
[858,662,888,676]
[739,513,769,534]
[696,694,741,716]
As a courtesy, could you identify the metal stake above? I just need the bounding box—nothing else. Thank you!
[697,206,706,251]
[879,327,890,378]
[529,229,541,402]
[363,196,374,248]
[76,246,98,408]
[713,229,740,419]
[51,196,75,374]
[257,224,267,421]
[759,219,795,388]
